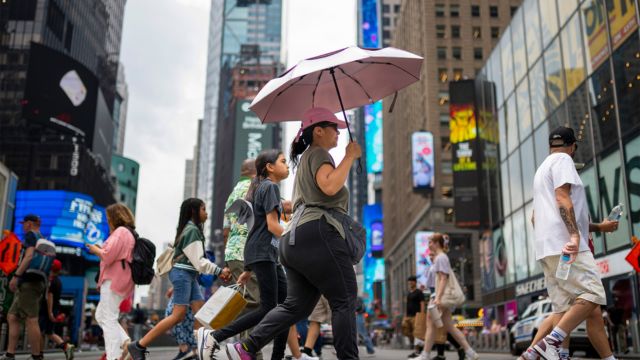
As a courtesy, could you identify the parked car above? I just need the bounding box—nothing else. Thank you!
[320,323,333,345]
[510,298,598,357]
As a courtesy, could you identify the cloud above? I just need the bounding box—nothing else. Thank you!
[120,0,209,278]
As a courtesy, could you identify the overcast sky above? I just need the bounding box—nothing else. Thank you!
[120,0,356,299]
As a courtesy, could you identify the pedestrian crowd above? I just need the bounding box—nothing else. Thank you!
[0,111,626,360]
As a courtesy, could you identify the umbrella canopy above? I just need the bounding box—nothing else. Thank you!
[249,46,423,124]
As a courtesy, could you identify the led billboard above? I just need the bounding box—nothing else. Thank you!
[411,132,435,190]
[415,231,434,289]
[13,191,109,259]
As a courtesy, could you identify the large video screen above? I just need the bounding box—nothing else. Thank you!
[22,43,100,145]
[13,191,109,259]
[411,131,435,190]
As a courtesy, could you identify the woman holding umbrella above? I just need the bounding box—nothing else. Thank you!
[221,107,361,360]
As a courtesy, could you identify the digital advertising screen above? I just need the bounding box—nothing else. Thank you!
[411,131,435,190]
[22,43,100,143]
[13,190,109,259]
[415,231,434,289]
[365,101,384,174]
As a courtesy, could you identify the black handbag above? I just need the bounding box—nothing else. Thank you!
[289,204,366,265]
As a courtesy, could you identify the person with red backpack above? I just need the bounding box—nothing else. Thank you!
[2,214,56,360]
[86,204,136,360]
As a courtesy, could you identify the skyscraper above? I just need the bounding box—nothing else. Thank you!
[382,0,523,316]
[0,0,129,205]
[199,0,283,247]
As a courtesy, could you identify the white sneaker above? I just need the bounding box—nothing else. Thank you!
[532,337,561,360]
[419,351,430,360]
[295,354,319,360]
[196,328,219,360]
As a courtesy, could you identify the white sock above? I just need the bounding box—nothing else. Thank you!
[602,356,616,360]
[559,347,569,356]
[465,348,477,357]
[548,327,567,342]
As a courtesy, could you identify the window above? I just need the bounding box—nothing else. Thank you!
[394,4,401,12]
[383,30,391,39]
[118,163,125,172]
[539,0,559,47]
[612,33,640,138]
[450,4,460,17]
[506,94,519,154]
[452,47,462,60]
[520,137,535,202]
[471,5,480,17]
[64,21,73,51]
[544,37,566,112]
[383,17,390,26]
[598,150,631,251]
[441,160,452,174]
[516,78,532,140]
[9,0,37,20]
[437,47,447,60]
[490,5,498,17]
[436,24,446,39]
[474,47,483,60]
[473,27,481,40]
[511,6,518,16]
[383,4,390,13]
[435,4,445,17]
[530,59,547,128]
[120,194,126,202]
[440,113,450,126]
[453,68,463,81]
[512,10,527,83]
[513,209,528,280]
[491,27,500,39]
[451,25,460,38]
[438,68,448,82]
[524,0,543,65]
[561,14,586,97]
[441,136,451,150]
[46,1,65,41]
[625,135,640,237]
[438,91,449,105]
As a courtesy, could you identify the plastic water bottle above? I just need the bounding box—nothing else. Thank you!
[608,203,624,221]
[555,253,571,280]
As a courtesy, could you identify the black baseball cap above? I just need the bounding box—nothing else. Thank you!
[408,275,417,282]
[549,126,578,147]
[19,214,40,223]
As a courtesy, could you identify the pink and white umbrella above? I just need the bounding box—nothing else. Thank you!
[249,46,423,140]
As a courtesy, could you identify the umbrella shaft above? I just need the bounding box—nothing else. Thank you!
[329,68,354,142]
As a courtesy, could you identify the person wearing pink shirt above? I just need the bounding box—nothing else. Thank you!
[87,203,136,360]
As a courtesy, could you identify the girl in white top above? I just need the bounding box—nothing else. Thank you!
[421,233,479,360]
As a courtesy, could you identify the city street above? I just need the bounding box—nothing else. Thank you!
[33,347,521,360]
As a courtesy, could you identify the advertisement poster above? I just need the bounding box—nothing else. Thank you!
[411,132,434,190]
[415,231,434,289]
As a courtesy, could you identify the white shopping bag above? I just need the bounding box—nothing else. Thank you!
[195,285,247,329]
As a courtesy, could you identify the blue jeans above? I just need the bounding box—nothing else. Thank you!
[356,313,375,354]
[169,268,204,305]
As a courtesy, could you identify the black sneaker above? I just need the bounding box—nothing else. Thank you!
[457,348,465,360]
[407,352,420,359]
[173,349,193,360]
[127,342,149,360]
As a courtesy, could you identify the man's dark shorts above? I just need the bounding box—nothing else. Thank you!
[8,281,46,319]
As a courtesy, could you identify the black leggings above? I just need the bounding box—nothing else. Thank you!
[213,261,287,360]
[244,218,359,360]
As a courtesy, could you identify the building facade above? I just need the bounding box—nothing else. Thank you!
[0,0,128,205]
[383,0,522,318]
[477,0,640,353]
[111,154,139,214]
[199,0,283,251]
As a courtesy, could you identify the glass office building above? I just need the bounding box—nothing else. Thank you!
[477,0,640,352]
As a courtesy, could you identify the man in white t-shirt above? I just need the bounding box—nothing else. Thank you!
[526,126,615,360]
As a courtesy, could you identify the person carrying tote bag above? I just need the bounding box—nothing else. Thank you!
[420,233,479,360]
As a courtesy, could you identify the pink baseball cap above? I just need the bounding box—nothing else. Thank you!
[295,107,347,142]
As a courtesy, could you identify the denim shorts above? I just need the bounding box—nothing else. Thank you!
[169,268,204,305]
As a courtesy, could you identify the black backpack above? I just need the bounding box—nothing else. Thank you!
[126,227,156,285]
